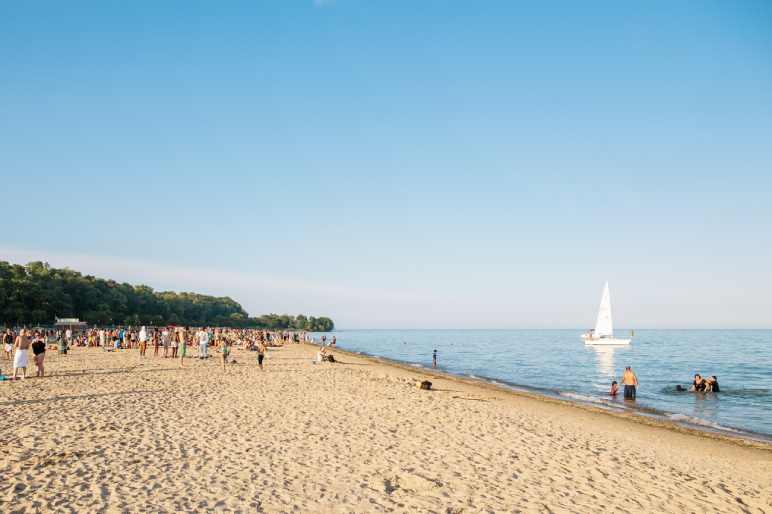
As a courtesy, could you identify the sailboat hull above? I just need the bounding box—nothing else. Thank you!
[582,336,631,346]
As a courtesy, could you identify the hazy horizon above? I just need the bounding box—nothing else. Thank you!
[2,2,771,329]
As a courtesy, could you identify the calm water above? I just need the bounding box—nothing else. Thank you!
[314,330,772,438]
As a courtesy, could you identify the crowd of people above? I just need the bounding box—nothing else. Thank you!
[1,326,317,379]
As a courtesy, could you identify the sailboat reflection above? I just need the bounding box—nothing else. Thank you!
[592,345,618,377]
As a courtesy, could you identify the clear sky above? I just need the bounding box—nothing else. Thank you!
[2,1,771,328]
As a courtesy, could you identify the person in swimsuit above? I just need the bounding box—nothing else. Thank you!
[610,380,619,396]
[31,332,46,377]
[705,375,720,392]
[13,329,31,379]
[690,374,705,392]
[621,366,638,399]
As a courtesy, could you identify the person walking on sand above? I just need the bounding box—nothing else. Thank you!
[31,332,46,377]
[178,327,188,367]
[13,329,31,379]
[58,330,68,355]
[621,366,638,400]
[221,339,231,370]
[197,328,209,360]
[139,326,148,358]
[256,340,266,370]
[161,327,170,358]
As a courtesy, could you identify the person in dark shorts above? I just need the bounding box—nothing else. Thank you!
[31,332,47,377]
[621,366,638,399]
[256,341,266,370]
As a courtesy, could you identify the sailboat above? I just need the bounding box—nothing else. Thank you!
[581,282,631,345]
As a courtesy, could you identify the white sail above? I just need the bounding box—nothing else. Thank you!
[593,282,614,337]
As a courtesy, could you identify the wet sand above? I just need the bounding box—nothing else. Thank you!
[1,344,770,513]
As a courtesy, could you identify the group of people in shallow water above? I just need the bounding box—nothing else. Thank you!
[1,326,316,379]
[678,374,720,393]
[608,367,721,400]
[610,366,639,399]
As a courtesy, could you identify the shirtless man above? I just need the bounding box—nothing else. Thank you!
[621,366,638,399]
[13,329,32,379]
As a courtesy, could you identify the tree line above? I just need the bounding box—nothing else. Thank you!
[0,261,334,331]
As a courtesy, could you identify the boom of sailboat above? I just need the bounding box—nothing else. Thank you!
[581,282,632,345]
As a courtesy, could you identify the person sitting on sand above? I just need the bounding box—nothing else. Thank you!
[610,380,619,396]
[315,346,335,363]
[690,374,705,392]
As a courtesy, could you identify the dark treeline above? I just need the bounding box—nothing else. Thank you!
[0,261,334,331]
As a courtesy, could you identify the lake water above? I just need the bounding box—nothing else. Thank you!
[313,330,772,439]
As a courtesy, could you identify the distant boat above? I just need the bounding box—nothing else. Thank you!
[581,282,631,345]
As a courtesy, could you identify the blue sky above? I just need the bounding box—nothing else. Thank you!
[2,1,771,328]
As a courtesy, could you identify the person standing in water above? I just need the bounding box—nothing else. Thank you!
[621,366,638,399]
[432,349,437,369]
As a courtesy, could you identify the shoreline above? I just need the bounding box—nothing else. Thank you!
[2,343,770,512]
[320,343,772,450]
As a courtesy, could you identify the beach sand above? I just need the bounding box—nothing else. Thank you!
[1,344,770,513]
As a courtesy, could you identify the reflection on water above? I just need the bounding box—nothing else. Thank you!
[590,346,617,377]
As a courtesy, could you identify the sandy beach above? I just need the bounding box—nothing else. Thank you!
[1,344,770,513]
